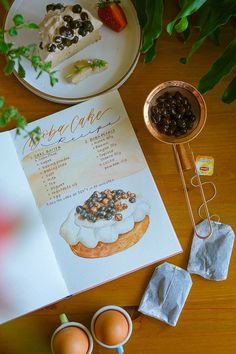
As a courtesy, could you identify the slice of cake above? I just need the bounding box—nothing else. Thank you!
[38,3,103,68]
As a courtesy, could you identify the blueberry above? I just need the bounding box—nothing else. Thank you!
[72,36,79,44]
[54,36,62,43]
[46,4,55,12]
[78,28,87,37]
[63,15,73,22]
[54,3,65,11]
[71,20,82,29]
[47,43,56,52]
[129,197,136,203]
[108,200,114,207]
[72,4,82,13]
[80,12,89,20]
[76,206,83,214]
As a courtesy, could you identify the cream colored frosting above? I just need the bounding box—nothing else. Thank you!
[38,5,102,62]
[60,198,150,248]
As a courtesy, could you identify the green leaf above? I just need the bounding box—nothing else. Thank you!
[144,40,157,63]
[0,41,13,54]
[50,75,58,86]
[167,0,207,34]
[0,96,5,109]
[1,0,10,11]
[4,60,15,75]
[141,0,164,53]
[9,26,18,36]
[25,23,39,29]
[0,117,7,127]
[175,16,189,33]
[18,62,26,78]
[198,38,236,94]
[222,76,236,103]
[13,14,24,26]
[133,0,147,30]
[16,115,27,128]
[210,27,221,46]
[184,37,206,63]
[31,55,41,70]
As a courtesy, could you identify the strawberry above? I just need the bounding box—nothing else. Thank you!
[98,0,127,32]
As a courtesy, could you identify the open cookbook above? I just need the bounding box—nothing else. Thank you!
[0,90,182,324]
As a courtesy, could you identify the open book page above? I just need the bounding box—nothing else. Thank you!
[11,90,182,295]
[0,132,68,324]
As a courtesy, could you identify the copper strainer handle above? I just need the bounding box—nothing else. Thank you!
[173,144,213,239]
[175,144,192,171]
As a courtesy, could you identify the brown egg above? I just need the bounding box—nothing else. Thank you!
[94,310,129,346]
[53,326,89,354]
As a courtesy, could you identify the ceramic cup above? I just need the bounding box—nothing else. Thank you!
[91,305,133,354]
[51,313,93,354]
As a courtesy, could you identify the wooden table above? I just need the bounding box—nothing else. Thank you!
[1,7,236,354]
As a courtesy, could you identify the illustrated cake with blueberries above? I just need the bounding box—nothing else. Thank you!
[38,3,103,68]
[60,189,150,258]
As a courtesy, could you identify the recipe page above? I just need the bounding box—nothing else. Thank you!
[11,90,182,295]
[0,132,68,324]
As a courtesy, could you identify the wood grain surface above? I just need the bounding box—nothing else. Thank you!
[0,3,236,354]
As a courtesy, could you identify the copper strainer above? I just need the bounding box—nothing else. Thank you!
[144,81,213,239]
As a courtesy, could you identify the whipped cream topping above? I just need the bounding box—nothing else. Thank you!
[60,198,150,248]
[38,5,102,61]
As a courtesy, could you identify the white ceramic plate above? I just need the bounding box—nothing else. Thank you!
[5,0,141,103]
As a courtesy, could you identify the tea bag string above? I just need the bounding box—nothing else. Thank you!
[190,175,220,222]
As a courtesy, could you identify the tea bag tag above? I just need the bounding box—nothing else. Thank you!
[187,219,235,281]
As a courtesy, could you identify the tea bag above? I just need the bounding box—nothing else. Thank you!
[187,219,235,281]
[138,263,192,326]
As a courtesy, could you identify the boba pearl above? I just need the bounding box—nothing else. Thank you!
[150,90,196,137]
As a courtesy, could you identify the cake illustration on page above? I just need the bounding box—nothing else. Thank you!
[60,189,150,258]
[38,3,103,68]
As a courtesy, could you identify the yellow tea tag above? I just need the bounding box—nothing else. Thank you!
[195,155,214,176]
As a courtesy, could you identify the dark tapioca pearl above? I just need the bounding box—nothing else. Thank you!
[189,114,197,122]
[98,206,106,212]
[183,98,189,106]
[105,213,113,220]
[97,211,105,219]
[54,3,65,11]
[72,4,82,13]
[63,15,73,22]
[91,195,98,203]
[46,4,55,12]
[47,43,56,52]
[117,189,124,195]
[178,106,186,115]
[108,200,114,207]
[175,130,182,137]
[54,35,62,43]
[168,127,176,135]
[39,41,43,49]
[71,36,79,44]
[187,121,194,129]
[76,206,83,214]
[110,208,116,215]
[80,12,89,20]
[171,107,177,115]
[87,200,94,208]
[177,120,187,129]
[151,106,158,115]
[78,27,88,37]
[97,196,103,202]
[129,197,136,203]
[180,128,187,135]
